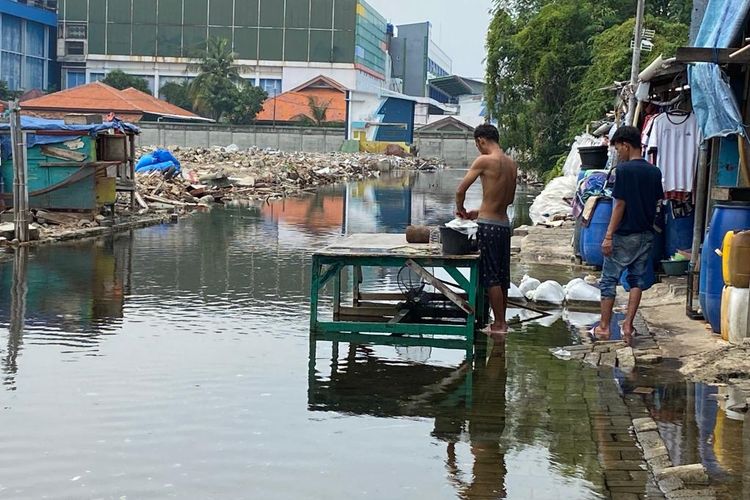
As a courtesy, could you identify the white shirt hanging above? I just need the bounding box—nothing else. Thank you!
[646,112,699,193]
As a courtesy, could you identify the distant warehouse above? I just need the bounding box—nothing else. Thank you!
[56,0,389,97]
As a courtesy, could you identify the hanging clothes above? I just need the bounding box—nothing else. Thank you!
[646,111,699,195]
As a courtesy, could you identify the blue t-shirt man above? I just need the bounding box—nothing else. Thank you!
[612,159,664,235]
[594,125,664,343]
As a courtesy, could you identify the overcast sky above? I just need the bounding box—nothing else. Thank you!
[366,0,495,79]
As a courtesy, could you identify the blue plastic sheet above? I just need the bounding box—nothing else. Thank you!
[689,0,750,139]
[135,148,181,174]
[135,160,177,174]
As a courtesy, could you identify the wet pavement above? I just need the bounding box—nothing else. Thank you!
[0,170,747,499]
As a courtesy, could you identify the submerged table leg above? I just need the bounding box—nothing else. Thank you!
[353,265,363,308]
[466,263,479,345]
[309,256,322,334]
[333,265,342,319]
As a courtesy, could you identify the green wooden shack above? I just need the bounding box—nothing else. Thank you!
[0,117,139,212]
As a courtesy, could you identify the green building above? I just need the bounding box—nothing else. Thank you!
[56,0,388,96]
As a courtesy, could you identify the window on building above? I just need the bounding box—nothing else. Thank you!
[90,72,105,82]
[259,78,282,96]
[65,41,85,55]
[65,70,85,88]
[1,15,23,90]
[64,22,87,40]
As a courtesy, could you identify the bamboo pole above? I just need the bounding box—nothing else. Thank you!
[9,100,29,242]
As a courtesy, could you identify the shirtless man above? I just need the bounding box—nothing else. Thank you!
[456,124,518,335]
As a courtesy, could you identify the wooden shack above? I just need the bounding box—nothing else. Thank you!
[0,117,139,212]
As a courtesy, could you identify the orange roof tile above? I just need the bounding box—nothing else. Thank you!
[120,87,204,119]
[21,82,206,121]
[256,88,346,123]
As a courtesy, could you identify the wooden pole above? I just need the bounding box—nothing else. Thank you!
[625,0,646,126]
[9,100,29,242]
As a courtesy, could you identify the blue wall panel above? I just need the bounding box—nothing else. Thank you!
[374,97,414,144]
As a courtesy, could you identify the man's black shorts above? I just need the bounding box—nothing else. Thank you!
[477,219,511,290]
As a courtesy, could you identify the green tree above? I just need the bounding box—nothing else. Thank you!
[101,70,152,95]
[0,80,20,101]
[160,80,194,112]
[225,82,268,125]
[486,0,690,175]
[486,1,597,172]
[567,16,689,139]
[306,96,331,126]
[189,37,242,121]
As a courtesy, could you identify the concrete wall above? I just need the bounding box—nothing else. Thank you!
[137,123,476,166]
[414,131,475,167]
[137,123,347,153]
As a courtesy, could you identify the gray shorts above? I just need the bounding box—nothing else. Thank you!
[600,231,654,298]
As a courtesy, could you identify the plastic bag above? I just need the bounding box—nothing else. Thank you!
[564,278,601,303]
[526,280,565,305]
[518,275,541,295]
[153,148,181,168]
[135,153,155,170]
[529,176,577,225]
[508,282,524,300]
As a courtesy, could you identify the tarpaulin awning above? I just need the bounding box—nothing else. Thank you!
[689,0,750,139]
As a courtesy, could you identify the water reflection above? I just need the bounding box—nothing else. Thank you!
[1,239,129,389]
[309,337,508,498]
[263,170,535,238]
[1,171,621,500]
[616,367,750,498]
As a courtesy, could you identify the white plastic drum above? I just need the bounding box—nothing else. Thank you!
[726,287,750,345]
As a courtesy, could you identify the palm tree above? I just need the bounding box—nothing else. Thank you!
[306,96,331,126]
[189,38,242,120]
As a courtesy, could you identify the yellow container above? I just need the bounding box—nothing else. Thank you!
[728,230,750,288]
[722,231,734,286]
[720,286,731,341]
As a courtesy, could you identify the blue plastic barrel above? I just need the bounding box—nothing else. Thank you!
[581,198,612,267]
[665,201,695,258]
[699,203,750,333]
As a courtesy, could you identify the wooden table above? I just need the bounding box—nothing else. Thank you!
[309,234,486,348]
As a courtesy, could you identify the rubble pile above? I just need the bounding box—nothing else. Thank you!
[131,145,444,210]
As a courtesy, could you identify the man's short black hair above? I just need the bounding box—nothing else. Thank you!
[610,125,641,149]
[474,123,500,143]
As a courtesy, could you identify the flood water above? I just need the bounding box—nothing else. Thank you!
[0,169,746,499]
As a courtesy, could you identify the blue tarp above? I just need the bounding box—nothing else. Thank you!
[689,0,750,139]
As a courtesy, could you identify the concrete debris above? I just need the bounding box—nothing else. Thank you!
[131,146,445,209]
[657,464,709,486]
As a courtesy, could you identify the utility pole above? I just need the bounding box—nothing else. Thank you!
[9,100,29,242]
[625,0,646,126]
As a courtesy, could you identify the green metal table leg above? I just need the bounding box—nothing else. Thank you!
[309,256,322,334]
[466,262,478,345]
[333,265,342,319]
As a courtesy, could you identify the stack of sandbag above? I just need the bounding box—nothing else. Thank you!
[525,280,565,305]
[563,278,601,304]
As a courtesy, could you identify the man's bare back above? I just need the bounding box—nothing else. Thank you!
[456,150,518,222]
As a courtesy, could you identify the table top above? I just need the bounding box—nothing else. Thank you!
[314,233,480,260]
